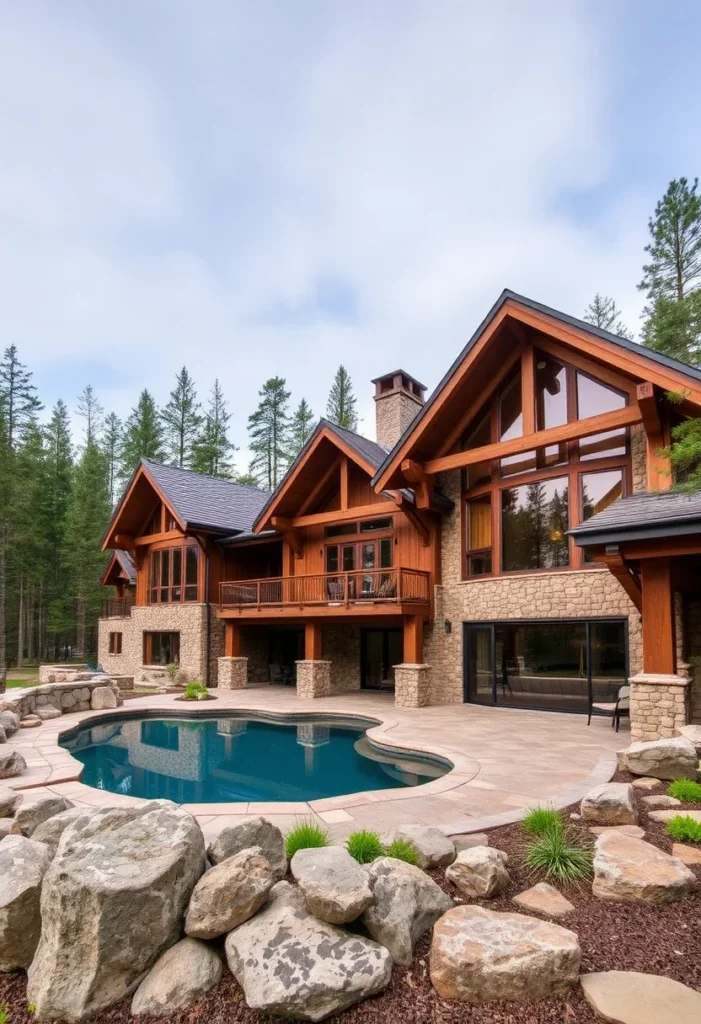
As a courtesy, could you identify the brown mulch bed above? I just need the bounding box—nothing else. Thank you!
[2,772,700,1024]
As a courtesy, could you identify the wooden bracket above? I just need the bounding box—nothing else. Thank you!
[271,517,303,559]
[393,492,431,546]
[113,534,136,552]
[401,459,434,509]
[636,382,671,490]
[599,545,642,613]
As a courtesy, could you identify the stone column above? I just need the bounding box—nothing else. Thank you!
[629,672,690,742]
[217,657,248,690]
[394,664,431,708]
[295,660,331,699]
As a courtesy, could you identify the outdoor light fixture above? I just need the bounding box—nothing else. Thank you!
[444,620,452,634]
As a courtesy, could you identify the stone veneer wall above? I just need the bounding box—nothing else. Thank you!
[375,390,423,450]
[629,676,690,741]
[98,604,210,684]
[424,469,644,705]
[239,627,271,684]
[630,423,647,493]
[322,624,361,692]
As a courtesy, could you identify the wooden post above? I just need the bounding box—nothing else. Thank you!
[637,382,672,491]
[641,558,675,674]
[403,615,424,665]
[521,346,535,435]
[305,622,323,661]
[340,457,349,511]
[224,621,241,658]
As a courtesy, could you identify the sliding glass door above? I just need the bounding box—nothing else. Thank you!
[464,619,627,713]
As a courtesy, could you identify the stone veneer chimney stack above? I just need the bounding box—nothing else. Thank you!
[372,370,427,450]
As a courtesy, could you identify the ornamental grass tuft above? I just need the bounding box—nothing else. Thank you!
[346,830,384,864]
[384,837,420,866]
[521,805,564,837]
[667,778,701,803]
[523,827,593,882]
[284,820,330,859]
[183,682,209,700]
[666,814,701,843]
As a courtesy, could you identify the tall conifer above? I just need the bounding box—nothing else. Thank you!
[326,366,358,431]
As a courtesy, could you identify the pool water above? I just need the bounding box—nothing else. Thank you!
[60,715,449,803]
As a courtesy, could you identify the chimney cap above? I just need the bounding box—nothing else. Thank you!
[371,369,427,392]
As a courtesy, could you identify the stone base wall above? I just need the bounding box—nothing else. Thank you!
[240,627,271,684]
[629,673,691,741]
[98,605,213,684]
[296,660,331,699]
[38,664,90,683]
[0,678,122,720]
[218,657,249,690]
[394,664,431,708]
[630,423,648,493]
[323,625,361,692]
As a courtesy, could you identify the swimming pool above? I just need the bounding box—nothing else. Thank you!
[60,714,450,802]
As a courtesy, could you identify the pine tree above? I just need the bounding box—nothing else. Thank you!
[639,177,701,365]
[77,385,104,448]
[0,345,42,449]
[287,398,316,459]
[102,413,123,505]
[326,366,358,431]
[120,390,165,484]
[161,366,201,468]
[191,380,235,477]
[232,471,261,487]
[10,422,47,666]
[583,294,633,340]
[247,377,291,489]
[43,403,74,646]
[0,401,8,689]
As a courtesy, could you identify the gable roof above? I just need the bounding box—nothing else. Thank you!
[100,548,136,587]
[570,489,701,547]
[102,459,271,549]
[372,288,701,491]
[114,549,137,583]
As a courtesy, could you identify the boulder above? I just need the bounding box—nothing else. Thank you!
[589,825,645,839]
[592,832,697,904]
[20,719,42,729]
[617,737,698,781]
[642,795,681,809]
[429,905,581,1003]
[185,846,274,938]
[445,846,510,898]
[26,801,205,1021]
[512,882,575,918]
[631,777,662,790]
[225,881,392,1021]
[0,834,52,970]
[581,970,701,1024]
[391,826,456,869]
[679,724,701,757]
[15,796,73,837]
[362,856,452,966]
[0,726,6,744]
[31,809,85,854]
[0,786,22,817]
[131,939,222,1017]
[0,750,26,779]
[0,818,17,839]
[0,712,19,736]
[580,783,637,825]
[672,843,701,867]
[35,707,62,721]
[450,832,489,851]
[90,686,118,711]
[290,846,374,924]
[207,817,286,880]
[648,809,701,823]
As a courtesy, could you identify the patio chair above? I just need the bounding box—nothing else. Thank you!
[269,663,284,685]
[587,684,630,732]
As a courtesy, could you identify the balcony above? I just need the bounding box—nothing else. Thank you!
[219,567,431,618]
[101,596,135,618]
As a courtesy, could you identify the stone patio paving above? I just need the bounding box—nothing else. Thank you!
[3,686,626,844]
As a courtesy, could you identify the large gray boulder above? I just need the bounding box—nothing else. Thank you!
[362,856,452,966]
[617,737,698,780]
[0,786,22,818]
[0,834,52,970]
[90,686,118,711]
[0,750,26,779]
[679,724,701,758]
[26,801,205,1021]
[0,712,19,737]
[290,846,374,924]
[446,846,510,898]
[185,846,274,939]
[31,809,85,855]
[225,881,392,1021]
[15,796,73,838]
[0,818,17,839]
[206,817,286,880]
[430,905,581,1003]
[580,783,637,825]
[391,826,456,869]
[592,832,697,904]
[0,726,6,743]
[131,938,222,1016]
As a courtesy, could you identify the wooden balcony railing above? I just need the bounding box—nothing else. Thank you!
[220,568,431,611]
[101,596,135,618]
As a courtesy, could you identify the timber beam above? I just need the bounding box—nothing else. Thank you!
[271,517,303,558]
[598,545,642,613]
[636,382,671,491]
[401,459,434,509]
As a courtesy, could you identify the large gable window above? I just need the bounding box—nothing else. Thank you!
[576,373,627,461]
[501,477,569,572]
[149,546,200,604]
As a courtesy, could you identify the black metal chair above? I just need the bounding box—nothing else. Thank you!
[588,684,630,732]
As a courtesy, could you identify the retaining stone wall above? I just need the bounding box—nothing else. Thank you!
[0,678,122,719]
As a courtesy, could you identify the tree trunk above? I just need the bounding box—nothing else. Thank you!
[27,581,35,664]
[17,571,24,669]
[76,595,86,661]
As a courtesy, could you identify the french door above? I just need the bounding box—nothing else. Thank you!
[325,538,393,596]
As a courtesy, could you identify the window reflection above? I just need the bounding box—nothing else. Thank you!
[576,373,627,460]
[465,409,491,488]
[499,371,536,476]
[581,469,625,563]
[501,477,569,571]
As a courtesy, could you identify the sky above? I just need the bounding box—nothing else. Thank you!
[1,0,700,470]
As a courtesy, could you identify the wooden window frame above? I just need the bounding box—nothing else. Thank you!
[324,529,395,575]
[148,543,201,604]
[460,346,633,580]
[108,631,122,655]
[143,631,180,667]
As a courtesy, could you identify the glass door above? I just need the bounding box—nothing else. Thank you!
[465,625,494,703]
[361,628,402,690]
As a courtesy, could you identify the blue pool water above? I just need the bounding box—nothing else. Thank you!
[60,715,449,802]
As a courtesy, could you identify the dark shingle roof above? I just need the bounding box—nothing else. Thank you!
[371,288,701,487]
[570,490,701,546]
[142,460,271,535]
[327,421,389,469]
[115,549,136,584]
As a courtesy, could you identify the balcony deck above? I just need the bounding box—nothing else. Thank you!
[219,567,431,620]
[101,596,135,618]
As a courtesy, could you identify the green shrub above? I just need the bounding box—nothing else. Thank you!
[666,814,701,843]
[183,682,209,701]
[285,820,330,859]
[384,837,420,866]
[165,662,179,681]
[346,830,384,864]
[521,805,564,837]
[524,827,593,882]
[667,778,701,803]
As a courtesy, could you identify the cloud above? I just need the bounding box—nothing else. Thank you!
[0,1,697,465]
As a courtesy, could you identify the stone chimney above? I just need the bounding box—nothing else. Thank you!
[372,370,426,450]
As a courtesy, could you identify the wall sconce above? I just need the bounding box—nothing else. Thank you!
[444,620,452,634]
